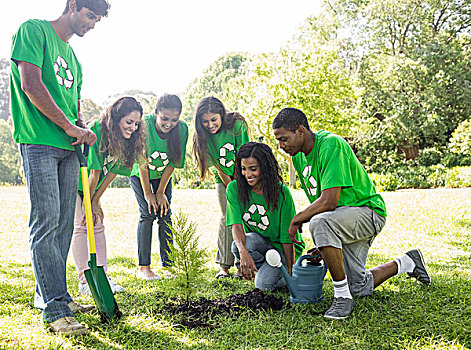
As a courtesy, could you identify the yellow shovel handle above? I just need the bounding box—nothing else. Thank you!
[80,166,96,254]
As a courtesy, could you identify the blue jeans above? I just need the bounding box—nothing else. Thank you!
[231,232,287,291]
[20,144,78,323]
[129,176,173,267]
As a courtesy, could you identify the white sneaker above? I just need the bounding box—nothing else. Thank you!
[78,282,92,296]
[137,270,161,281]
[108,278,125,293]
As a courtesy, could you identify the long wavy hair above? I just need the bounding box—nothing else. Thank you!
[155,93,183,165]
[234,142,283,211]
[192,96,247,179]
[98,96,146,168]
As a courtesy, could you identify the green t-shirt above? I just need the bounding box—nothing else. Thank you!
[10,19,82,150]
[226,180,305,260]
[292,130,387,217]
[131,114,188,180]
[78,119,133,192]
[207,119,249,182]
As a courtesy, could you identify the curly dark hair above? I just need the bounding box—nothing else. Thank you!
[235,142,283,211]
[192,96,248,179]
[99,96,146,169]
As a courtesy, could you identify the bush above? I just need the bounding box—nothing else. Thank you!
[415,147,445,166]
[445,166,471,188]
[445,119,471,167]
[369,173,399,191]
[371,165,471,191]
[110,175,131,188]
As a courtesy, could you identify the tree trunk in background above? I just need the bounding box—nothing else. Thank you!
[398,141,419,160]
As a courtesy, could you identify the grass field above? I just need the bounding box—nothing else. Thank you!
[0,186,470,349]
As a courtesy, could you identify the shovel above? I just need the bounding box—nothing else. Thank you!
[75,144,122,322]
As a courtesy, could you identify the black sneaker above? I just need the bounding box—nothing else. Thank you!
[323,297,355,320]
[405,249,431,285]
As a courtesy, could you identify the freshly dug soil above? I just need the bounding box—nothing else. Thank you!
[169,289,287,329]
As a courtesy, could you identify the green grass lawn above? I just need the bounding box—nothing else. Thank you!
[0,186,470,349]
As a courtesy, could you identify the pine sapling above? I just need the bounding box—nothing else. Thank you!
[166,212,208,304]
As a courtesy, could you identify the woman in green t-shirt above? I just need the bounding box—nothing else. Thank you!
[129,94,189,280]
[227,142,305,290]
[193,96,249,278]
[72,97,146,295]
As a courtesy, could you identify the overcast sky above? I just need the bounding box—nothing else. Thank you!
[1,0,322,105]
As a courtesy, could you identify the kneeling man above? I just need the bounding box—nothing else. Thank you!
[272,108,431,320]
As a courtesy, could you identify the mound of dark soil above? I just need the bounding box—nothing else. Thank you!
[170,289,287,329]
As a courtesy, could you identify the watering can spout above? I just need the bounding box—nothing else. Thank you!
[279,265,299,298]
[265,249,299,298]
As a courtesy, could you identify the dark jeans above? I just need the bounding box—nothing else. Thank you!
[129,176,173,267]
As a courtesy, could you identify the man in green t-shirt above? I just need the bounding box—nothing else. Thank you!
[10,0,110,335]
[273,108,431,320]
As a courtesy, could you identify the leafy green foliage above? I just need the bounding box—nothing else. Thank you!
[343,0,471,167]
[371,165,471,191]
[448,119,471,165]
[80,98,103,122]
[0,58,10,121]
[0,119,21,184]
[166,212,209,303]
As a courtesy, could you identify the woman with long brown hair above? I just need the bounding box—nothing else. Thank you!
[193,96,249,278]
[72,96,146,295]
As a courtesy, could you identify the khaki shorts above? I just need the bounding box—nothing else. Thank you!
[309,206,386,296]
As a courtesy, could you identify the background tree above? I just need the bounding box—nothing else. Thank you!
[326,0,471,169]
[0,119,21,184]
[0,59,10,121]
[80,98,103,122]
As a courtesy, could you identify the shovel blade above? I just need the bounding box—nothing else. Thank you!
[84,265,120,321]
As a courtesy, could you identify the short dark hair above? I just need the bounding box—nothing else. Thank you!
[63,0,111,16]
[272,108,310,132]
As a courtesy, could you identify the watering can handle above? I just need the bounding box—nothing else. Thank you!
[296,255,329,278]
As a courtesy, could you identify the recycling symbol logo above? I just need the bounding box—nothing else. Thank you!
[148,151,169,172]
[302,165,317,197]
[102,154,117,176]
[242,203,270,231]
[218,142,235,168]
[53,55,74,90]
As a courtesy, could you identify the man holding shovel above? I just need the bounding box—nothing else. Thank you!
[10,0,110,335]
[272,108,431,320]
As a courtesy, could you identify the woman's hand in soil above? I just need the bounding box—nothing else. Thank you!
[155,191,169,216]
[240,250,258,281]
[144,192,158,215]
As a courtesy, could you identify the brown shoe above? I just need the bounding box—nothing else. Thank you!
[48,316,88,335]
[68,301,95,314]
